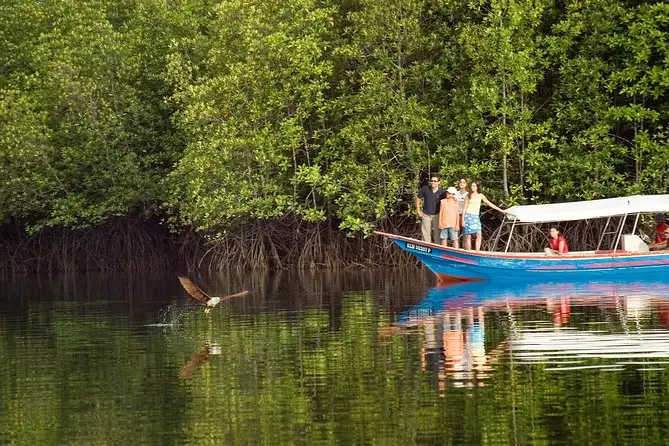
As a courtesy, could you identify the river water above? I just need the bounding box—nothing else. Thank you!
[2,269,669,444]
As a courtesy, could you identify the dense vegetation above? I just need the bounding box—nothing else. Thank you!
[1,0,667,270]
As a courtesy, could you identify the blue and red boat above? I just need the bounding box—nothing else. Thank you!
[378,194,669,282]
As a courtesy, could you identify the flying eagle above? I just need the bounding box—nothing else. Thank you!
[177,276,249,313]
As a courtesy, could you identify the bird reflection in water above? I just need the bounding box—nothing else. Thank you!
[180,343,223,380]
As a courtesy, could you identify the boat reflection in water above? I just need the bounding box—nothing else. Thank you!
[401,275,669,392]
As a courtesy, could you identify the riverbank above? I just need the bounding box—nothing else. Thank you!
[2,213,641,273]
[0,217,421,273]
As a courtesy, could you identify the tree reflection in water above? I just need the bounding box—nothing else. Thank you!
[3,271,669,444]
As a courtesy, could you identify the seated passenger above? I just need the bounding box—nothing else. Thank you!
[544,227,569,256]
[655,214,668,244]
[439,187,461,248]
[650,227,669,251]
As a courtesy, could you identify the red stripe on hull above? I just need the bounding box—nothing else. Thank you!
[531,264,577,270]
[440,253,478,265]
[585,259,669,268]
[435,272,482,284]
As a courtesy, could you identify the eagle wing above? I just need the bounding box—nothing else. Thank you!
[219,290,250,302]
[178,276,211,304]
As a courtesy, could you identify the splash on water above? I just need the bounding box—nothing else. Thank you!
[146,300,195,327]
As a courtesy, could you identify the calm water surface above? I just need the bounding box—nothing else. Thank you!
[2,270,669,444]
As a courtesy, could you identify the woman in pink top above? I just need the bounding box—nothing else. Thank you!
[439,187,461,248]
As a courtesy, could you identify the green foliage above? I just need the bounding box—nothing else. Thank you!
[0,0,179,231]
[319,0,441,232]
[0,0,668,237]
[542,0,669,200]
[165,0,335,229]
[445,0,551,201]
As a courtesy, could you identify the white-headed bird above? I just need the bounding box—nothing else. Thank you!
[177,276,249,313]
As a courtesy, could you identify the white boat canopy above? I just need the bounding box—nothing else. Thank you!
[505,194,669,223]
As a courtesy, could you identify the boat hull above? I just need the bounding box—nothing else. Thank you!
[377,231,669,282]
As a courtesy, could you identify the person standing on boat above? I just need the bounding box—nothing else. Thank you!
[455,178,469,218]
[416,175,446,243]
[461,182,506,251]
[455,178,469,245]
[439,187,461,248]
[544,227,569,255]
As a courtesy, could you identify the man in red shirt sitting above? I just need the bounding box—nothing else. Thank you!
[651,227,669,251]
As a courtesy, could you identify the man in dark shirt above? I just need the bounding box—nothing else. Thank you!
[415,175,446,243]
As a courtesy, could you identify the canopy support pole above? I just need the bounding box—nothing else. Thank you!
[631,212,640,235]
[597,217,611,251]
[613,213,628,253]
[504,218,517,253]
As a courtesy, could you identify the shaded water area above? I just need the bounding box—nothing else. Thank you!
[3,270,669,444]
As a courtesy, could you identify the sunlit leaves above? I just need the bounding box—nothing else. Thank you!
[546,0,669,197]
[0,0,176,231]
[165,0,335,230]
[324,0,438,230]
[1,0,669,238]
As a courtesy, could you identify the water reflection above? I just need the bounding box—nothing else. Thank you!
[4,270,669,444]
[403,276,669,391]
[180,343,223,380]
[419,307,491,392]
